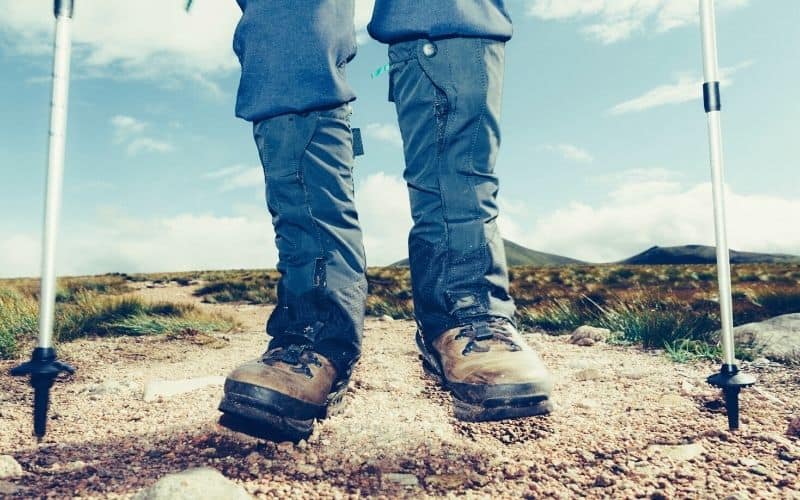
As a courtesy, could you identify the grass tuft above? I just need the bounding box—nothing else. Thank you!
[0,283,236,359]
[0,288,38,358]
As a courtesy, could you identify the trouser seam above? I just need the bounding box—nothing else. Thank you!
[297,114,328,291]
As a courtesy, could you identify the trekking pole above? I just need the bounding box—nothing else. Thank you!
[699,0,755,431]
[10,0,77,440]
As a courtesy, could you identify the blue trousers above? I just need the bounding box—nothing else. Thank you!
[235,1,515,377]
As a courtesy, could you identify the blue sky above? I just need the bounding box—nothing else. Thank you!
[0,0,798,278]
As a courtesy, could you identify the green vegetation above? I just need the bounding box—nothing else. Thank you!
[3,262,797,363]
[55,294,233,341]
[0,288,38,359]
[0,274,236,359]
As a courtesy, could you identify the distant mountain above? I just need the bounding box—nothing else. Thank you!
[390,239,585,267]
[620,245,800,265]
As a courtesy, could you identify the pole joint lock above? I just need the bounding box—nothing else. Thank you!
[54,0,75,18]
[703,82,721,113]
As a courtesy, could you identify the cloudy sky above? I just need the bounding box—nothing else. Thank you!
[0,0,798,278]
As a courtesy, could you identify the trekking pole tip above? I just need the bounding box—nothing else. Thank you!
[10,347,75,439]
[707,364,756,431]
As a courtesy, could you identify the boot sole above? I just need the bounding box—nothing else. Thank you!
[420,356,553,422]
[218,382,349,442]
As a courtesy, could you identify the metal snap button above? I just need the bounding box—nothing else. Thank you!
[422,42,437,57]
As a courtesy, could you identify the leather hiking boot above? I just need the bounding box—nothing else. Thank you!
[417,318,554,421]
[219,345,348,441]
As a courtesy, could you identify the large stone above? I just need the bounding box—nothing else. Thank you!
[383,472,419,488]
[82,379,138,396]
[728,313,800,363]
[133,467,252,500]
[142,376,225,402]
[648,443,705,461]
[575,368,603,381]
[570,325,611,345]
[0,455,22,479]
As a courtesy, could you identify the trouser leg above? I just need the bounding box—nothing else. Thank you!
[253,105,367,378]
[235,0,366,378]
[233,0,357,121]
[388,37,516,341]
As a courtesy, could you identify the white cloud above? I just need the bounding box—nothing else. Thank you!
[0,171,414,277]
[204,164,264,192]
[0,0,240,82]
[110,114,174,155]
[0,234,40,279]
[610,61,753,114]
[127,138,174,155]
[505,168,800,262]
[541,143,593,163]
[355,0,375,32]
[0,0,383,82]
[5,167,794,278]
[355,172,412,265]
[365,122,403,148]
[527,0,750,44]
[0,209,277,278]
[110,115,146,137]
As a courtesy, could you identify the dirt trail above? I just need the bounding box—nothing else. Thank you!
[1,283,798,498]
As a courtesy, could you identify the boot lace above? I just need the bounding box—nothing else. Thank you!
[454,318,522,356]
[262,344,322,378]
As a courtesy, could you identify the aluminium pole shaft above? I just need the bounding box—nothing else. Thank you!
[39,0,74,349]
[699,0,735,367]
[10,0,77,440]
[700,0,755,431]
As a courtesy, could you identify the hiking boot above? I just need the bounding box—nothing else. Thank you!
[417,318,554,421]
[219,345,348,441]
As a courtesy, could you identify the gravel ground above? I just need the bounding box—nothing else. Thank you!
[1,283,798,499]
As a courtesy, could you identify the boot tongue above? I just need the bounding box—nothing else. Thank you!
[278,344,306,365]
[473,322,495,341]
[458,319,522,355]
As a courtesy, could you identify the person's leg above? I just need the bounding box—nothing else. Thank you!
[388,37,515,338]
[371,2,553,421]
[221,0,367,440]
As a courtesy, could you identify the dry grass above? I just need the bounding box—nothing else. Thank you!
[0,274,236,359]
[3,263,797,362]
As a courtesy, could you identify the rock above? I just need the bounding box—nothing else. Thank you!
[424,473,469,489]
[383,472,419,488]
[594,474,614,487]
[82,379,138,396]
[680,380,695,395]
[276,442,294,454]
[619,367,649,380]
[63,460,87,472]
[133,467,252,500]
[575,368,603,382]
[576,399,600,410]
[726,313,800,363]
[657,394,688,408]
[787,416,800,437]
[749,465,769,476]
[0,455,22,479]
[570,325,611,345]
[751,357,772,367]
[379,315,395,322]
[575,337,596,347]
[648,443,704,461]
[0,480,19,495]
[142,376,225,402]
